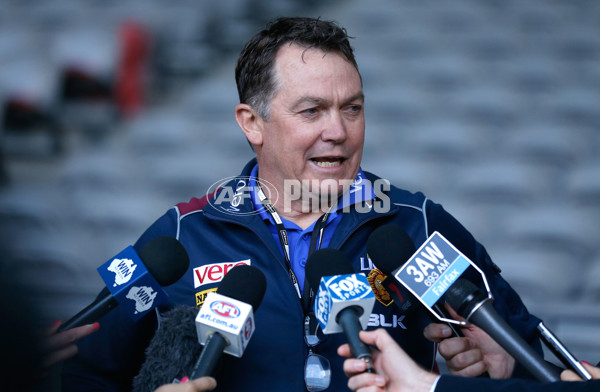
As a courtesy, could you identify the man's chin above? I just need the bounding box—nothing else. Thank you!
[300,183,348,212]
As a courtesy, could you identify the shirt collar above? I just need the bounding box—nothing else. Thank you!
[249,163,375,224]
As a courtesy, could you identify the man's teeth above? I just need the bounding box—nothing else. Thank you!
[314,160,342,167]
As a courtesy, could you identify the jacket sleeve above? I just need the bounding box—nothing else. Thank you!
[61,208,180,391]
[437,375,600,392]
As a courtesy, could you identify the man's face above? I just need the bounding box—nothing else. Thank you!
[255,44,365,209]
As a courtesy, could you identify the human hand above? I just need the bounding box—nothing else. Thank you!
[338,328,438,392]
[154,376,217,392]
[423,304,514,379]
[561,362,600,381]
[40,320,99,373]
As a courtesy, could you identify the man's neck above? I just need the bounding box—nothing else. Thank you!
[272,199,329,230]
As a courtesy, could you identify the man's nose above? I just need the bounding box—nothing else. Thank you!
[321,111,347,144]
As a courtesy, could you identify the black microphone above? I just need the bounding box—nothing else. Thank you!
[366,224,464,337]
[445,279,560,382]
[305,248,376,374]
[366,224,421,314]
[191,264,267,379]
[59,236,189,332]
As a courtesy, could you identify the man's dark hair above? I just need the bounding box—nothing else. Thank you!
[235,16,360,120]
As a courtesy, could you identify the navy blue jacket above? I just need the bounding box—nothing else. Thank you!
[62,159,543,391]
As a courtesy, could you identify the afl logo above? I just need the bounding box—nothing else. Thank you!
[210,301,241,318]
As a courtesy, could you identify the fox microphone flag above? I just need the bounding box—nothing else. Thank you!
[306,248,376,373]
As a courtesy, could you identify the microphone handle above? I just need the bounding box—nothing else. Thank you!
[191,332,228,379]
[337,308,375,374]
[58,289,118,332]
[537,322,593,381]
[471,301,560,382]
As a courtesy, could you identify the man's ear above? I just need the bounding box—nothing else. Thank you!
[235,103,263,147]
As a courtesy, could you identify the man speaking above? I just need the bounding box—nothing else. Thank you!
[63,17,545,391]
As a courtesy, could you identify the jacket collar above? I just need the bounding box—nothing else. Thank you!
[203,159,399,241]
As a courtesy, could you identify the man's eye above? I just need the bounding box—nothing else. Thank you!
[302,108,319,116]
[345,105,362,115]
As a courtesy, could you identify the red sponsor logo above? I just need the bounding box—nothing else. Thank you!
[193,260,251,288]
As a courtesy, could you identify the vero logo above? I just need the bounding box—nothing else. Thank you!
[193,260,251,288]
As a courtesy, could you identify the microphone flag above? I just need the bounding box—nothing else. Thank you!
[97,246,169,321]
[393,231,490,325]
[195,291,255,357]
[314,273,375,334]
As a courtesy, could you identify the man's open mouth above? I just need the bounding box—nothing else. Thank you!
[311,157,345,167]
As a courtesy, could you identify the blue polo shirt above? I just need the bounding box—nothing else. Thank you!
[249,164,375,293]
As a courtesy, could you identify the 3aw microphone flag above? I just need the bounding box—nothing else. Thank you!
[393,231,491,325]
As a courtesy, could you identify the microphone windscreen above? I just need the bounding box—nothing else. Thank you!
[217,265,267,311]
[139,236,190,286]
[444,279,487,318]
[132,305,200,392]
[305,248,354,292]
[366,224,416,276]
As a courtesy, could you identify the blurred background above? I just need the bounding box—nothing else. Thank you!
[1,0,599,378]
